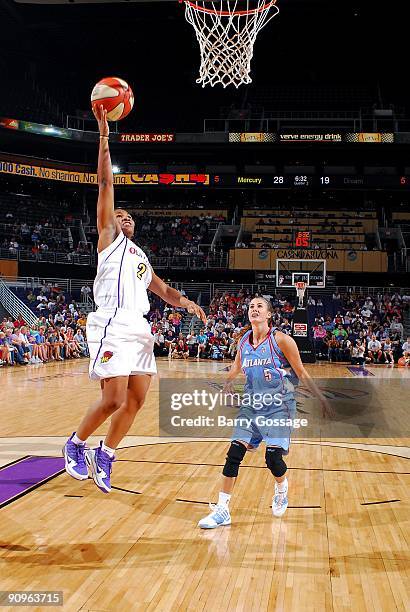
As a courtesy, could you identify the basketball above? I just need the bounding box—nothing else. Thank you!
[398,357,407,367]
[91,77,134,121]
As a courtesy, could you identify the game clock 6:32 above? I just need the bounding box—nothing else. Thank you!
[295,231,311,248]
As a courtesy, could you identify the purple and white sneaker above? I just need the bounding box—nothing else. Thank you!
[85,443,114,493]
[62,433,88,480]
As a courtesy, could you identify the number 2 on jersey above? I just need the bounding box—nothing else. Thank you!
[136,262,147,280]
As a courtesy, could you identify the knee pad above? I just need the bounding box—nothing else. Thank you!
[265,447,287,478]
[222,441,247,478]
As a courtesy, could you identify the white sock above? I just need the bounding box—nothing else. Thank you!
[102,443,115,458]
[72,433,86,446]
[277,478,288,493]
[218,492,231,506]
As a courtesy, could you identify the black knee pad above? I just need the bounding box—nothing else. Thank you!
[265,447,287,478]
[222,441,247,477]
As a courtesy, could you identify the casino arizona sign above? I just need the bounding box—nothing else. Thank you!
[276,249,339,260]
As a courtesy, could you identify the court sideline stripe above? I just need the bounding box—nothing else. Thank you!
[1,438,409,450]
[116,459,410,474]
[116,441,410,457]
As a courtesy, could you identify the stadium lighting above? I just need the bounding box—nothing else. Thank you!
[112,165,121,174]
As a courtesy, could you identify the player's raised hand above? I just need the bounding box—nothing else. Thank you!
[186,301,207,324]
[93,104,109,138]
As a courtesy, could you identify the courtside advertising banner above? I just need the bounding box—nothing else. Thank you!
[0,160,209,186]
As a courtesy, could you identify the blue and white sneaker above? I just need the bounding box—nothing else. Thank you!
[198,503,231,529]
[85,443,114,493]
[272,481,288,517]
[62,433,88,480]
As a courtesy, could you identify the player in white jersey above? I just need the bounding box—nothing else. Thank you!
[63,105,206,493]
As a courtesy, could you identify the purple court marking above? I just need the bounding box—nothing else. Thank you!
[347,366,375,377]
[0,456,64,508]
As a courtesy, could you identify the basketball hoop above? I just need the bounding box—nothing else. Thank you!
[295,281,307,308]
[180,0,280,88]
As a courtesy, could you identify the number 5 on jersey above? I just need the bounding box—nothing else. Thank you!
[264,368,272,382]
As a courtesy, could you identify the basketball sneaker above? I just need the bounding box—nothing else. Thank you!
[272,481,288,517]
[62,433,88,480]
[198,503,231,529]
[85,443,114,493]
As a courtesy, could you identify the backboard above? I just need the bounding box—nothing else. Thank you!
[276,259,326,288]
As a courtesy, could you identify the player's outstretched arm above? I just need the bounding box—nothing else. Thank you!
[276,332,334,418]
[149,272,207,323]
[93,104,116,252]
[222,350,242,394]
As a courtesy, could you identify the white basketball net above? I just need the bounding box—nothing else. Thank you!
[182,0,280,88]
[295,282,307,308]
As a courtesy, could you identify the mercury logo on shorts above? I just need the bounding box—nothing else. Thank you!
[101,351,113,364]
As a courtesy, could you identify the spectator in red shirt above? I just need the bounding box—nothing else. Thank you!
[171,339,189,360]
[14,314,27,329]
[282,302,294,316]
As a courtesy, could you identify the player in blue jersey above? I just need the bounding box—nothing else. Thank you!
[198,296,332,528]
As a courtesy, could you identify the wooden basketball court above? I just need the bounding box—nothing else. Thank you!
[1,359,409,611]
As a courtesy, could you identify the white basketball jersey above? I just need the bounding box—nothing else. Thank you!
[93,231,152,313]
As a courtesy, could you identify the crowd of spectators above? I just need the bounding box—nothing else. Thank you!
[0,284,88,367]
[0,185,92,258]
[130,213,225,258]
[2,285,409,369]
[149,289,296,361]
[311,291,409,365]
[149,289,410,367]
[0,218,71,255]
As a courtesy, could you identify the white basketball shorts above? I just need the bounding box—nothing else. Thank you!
[86,307,157,380]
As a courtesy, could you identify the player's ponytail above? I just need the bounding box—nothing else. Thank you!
[237,324,252,340]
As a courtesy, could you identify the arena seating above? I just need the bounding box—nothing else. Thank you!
[0,174,404,272]
[83,211,225,257]
[178,288,409,364]
[0,180,87,257]
[241,208,378,250]
[0,191,72,255]
[1,278,409,369]
[392,212,410,248]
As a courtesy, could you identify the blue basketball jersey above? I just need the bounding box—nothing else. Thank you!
[238,328,297,399]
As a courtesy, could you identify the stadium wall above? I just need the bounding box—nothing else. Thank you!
[0,260,18,279]
[229,249,388,272]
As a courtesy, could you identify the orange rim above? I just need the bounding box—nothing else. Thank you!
[182,0,278,17]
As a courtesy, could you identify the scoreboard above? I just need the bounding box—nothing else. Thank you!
[294,231,311,248]
[212,175,410,189]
